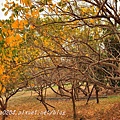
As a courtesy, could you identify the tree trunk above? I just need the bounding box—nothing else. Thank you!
[71,88,77,120]
[86,82,90,93]
[1,108,8,120]
[0,102,7,120]
[95,85,99,104]
[2,113,6,120]
[86,85,95,104]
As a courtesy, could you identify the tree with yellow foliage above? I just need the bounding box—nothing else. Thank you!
[1,0,120,120]
[0,18,29,120]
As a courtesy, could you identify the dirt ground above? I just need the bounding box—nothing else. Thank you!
[1,90,120,120]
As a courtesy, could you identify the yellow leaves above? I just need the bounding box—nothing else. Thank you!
[90,19,95,24]
[7,29,13,35]
[20,0,32,6]
[81,6,95,16]
[40,37,49,47]
[31,10,39,18]
[25,13,31,19]
[14,57,19,63]
[4,11,8,16]
[12,20,28,29]
[66,37,71,43]
[30,25,35,29]
[12,20,19,29]
[52,4,56,9]
[6,36,13,45]
[3,56,11,63]
[4,3,9,8]
[0,35,3,41]
[0,65,4,75]
[2,28,8,33]
[1,75,10,82]
[0,22,3,27]
[16,34,21,40]
[23,33,27,41]
[62,0,69,2]
[19,20,28,29]
[1,87,6,93]
[34,40,39,46]
[6,34,22,47]
[0,84,6,94]
[81,7,88,14]
[0,74,10,93]
[1,28,14,37]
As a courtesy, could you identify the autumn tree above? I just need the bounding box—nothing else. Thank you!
[2,0,120,120]
[0,13,29,120]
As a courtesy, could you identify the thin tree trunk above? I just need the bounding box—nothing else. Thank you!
[86,85,95,104]
[71,88,77,120]
[95,85,99,104]
[86,82,90,93]
[0,101,7,120]
[2,115,6,120]
[2,111,7,120]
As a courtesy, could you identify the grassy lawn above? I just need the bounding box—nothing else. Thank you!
[1,90,120,120]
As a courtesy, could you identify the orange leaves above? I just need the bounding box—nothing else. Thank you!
[4,3,9,9]
[81,7,88,15]
[2,54,12,63]
[6,35,14,45]
[0,74,10,93]
[20,0,32,6]
[12,20,28,29]
[7,29,13,35]
[90,19,95,24]
[0,22,2,27]
[1,75,10,83]
[25,9,39,19]
[2,27,8,33]
[25,13,31,19]
[30,24,35,29]
[0,65,4,75]
[14,57,19,63]
[6,34,22,47]
[11,20,19,29]
[0,35,3,41]
[34,40,39,46]
[0,84,6,94]
[16,34,21,40]
[1,29,14,37]
[81,6,96,16]
[22,20,28,25]
[0,71,9,93]
[31,9,39,18]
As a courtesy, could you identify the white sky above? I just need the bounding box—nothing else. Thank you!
[0,0,120,20]
[0,0,11,19]
[0,0,7,19]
